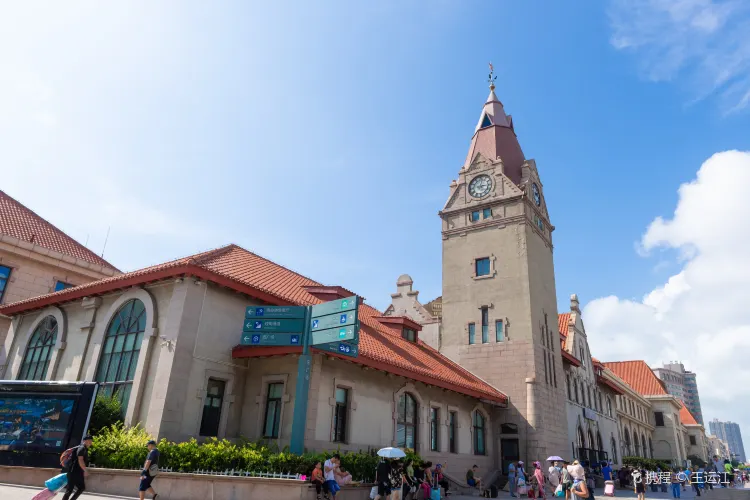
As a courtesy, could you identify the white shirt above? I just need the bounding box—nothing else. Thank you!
[324,459,336,481]
[549,466,561,487]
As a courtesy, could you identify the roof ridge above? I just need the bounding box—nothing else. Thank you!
[0,190,120,271]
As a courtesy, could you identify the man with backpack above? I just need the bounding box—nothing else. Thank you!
[61,435,92,500]
[139,439,160,500]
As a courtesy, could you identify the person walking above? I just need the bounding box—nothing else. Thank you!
[561,461,572,500]
[138,439,160,500]
[634,468,645,500]
[508,461,518,497]
[670,469,681,499]
[61,435,92,500]
[548,461,561,498]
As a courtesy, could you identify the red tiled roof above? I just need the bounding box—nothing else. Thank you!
[680,405,699,426]
[558,313,571,337]
[603,360,667,396]
[1,244,508,404]
[0,190,119,270]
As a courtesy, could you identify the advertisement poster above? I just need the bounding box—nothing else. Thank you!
[0,396,75,452]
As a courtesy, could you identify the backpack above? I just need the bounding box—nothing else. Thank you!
[60,447,77,471]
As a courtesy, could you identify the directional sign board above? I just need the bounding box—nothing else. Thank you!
[315,340,359,358]
[310,296,359,348]
[241,332,302,346]
[311,325,357,346]
[242,318,305,333]
[245,305,306,319]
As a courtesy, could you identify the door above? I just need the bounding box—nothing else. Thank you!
[501,438,520,475]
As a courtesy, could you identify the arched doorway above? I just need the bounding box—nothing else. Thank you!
[624,428,631,456]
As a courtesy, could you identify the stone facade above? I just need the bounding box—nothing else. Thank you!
[648,396,687,462]
[613,382,655,461]
[437,88,567,463]
[384,274,440,350]
[560,296,623,466]
[1,279,495,472]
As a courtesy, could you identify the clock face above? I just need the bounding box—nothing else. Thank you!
[468,175,492,198]
[532,183,541,206]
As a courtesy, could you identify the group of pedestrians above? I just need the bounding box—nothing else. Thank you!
[60,436,160,500]
[507,459,596,500]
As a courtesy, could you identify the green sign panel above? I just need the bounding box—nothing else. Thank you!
[315,341,359,358]
[310,311,356,332]
[245,305,306,319]
[241,332,302,346]
[242,318,305,333]
[311,296,358,318]
[311,325,358,346]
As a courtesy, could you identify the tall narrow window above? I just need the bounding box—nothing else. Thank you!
[495,320,503,342]
[95,298,146,412]
[18,316,58,381]
[654,411,665,426]
[264,383,284,438]
[481,307,489,343]
[468,323,476,345]
[333,387,348,442]
[430,408,440,451]
[396,393,418,450]
[475,258,490,277]
[0,265,11,302]
[199,378,226,437]
[543,354,549,385]
[473,411,486,455]
[449,411,457,453]
[611,437,618,464]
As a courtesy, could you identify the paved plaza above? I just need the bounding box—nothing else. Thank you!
[1,483,749,500]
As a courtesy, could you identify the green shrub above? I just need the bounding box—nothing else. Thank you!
[90,425,401,482]
[88,392,123,435]
[622,456,673,471]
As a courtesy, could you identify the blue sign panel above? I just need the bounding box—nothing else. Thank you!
[245,305,306,319]
[315,341,359,358]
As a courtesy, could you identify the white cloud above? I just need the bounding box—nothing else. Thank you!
[608,0,750,113]
[585,150,750,448]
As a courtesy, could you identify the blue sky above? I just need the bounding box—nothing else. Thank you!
[3,1,750,441]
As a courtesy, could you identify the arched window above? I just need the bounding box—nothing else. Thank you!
[598,392,603,413]
[396,392,418,449]
[597,432,604,452]
[566,375,572,400]
[574,379,579,403]
[473,411,486,455]
[624,428,631,456]
[95,298,147,412]
[607,397,613,417]
[611,437,618,464]
[634,432,641,456]
[18,316,58,380]
[648,437,654,458]
[641,434,648,458]
[577,426,586,450]
[588,430,595,451]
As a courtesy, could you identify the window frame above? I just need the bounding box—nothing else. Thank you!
[495,319,503,342]
[481,307,489,343]
[396,392,418,450]
[430,407,440,452]
[333,387,349,443]
[0,264,11,302]
[199,378,227,437]
[17,315,58,381]
[94,298,147,413]
[473,410,486,456]
[654,411,665,427]
[475,257,491,277]
[54,280,73,292]
[468,323,476,345]
[482,208,492,219]
[470,211,480,222]
[448,411,457,453]
[263,382,284,438]
[402,328,416,342]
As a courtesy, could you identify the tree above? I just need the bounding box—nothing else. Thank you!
[88,392,123,435]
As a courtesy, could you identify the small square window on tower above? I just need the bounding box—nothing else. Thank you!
[482,208,492,219]
[471,211,480,222]
[475,258,490,277]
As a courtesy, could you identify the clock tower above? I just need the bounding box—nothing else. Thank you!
[439,80,567,462]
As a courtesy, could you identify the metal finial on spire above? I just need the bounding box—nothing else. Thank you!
[488,62,497,90]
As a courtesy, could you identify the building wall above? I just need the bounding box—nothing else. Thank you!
[709,420,746,462]
[0,241,117,350]
[614,393,654,459]
[385,275,440,350]
[684,425,708,463]
[649,399,686,463]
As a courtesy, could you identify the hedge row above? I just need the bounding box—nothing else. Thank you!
[90,424,420,482]
[622,456,674,471]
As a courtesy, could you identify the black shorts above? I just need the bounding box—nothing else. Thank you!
[139,475,155,491]
[378,482,391,496]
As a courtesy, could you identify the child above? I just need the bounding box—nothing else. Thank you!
[311,462,328,500]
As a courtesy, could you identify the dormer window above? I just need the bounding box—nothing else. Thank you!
[480,113,492,128]
[402,328,416,342]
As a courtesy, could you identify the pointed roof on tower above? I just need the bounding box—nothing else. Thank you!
[464,70,526,186]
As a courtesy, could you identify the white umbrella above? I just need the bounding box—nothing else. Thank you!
[377,447,406,459]
[547,456,564,462]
